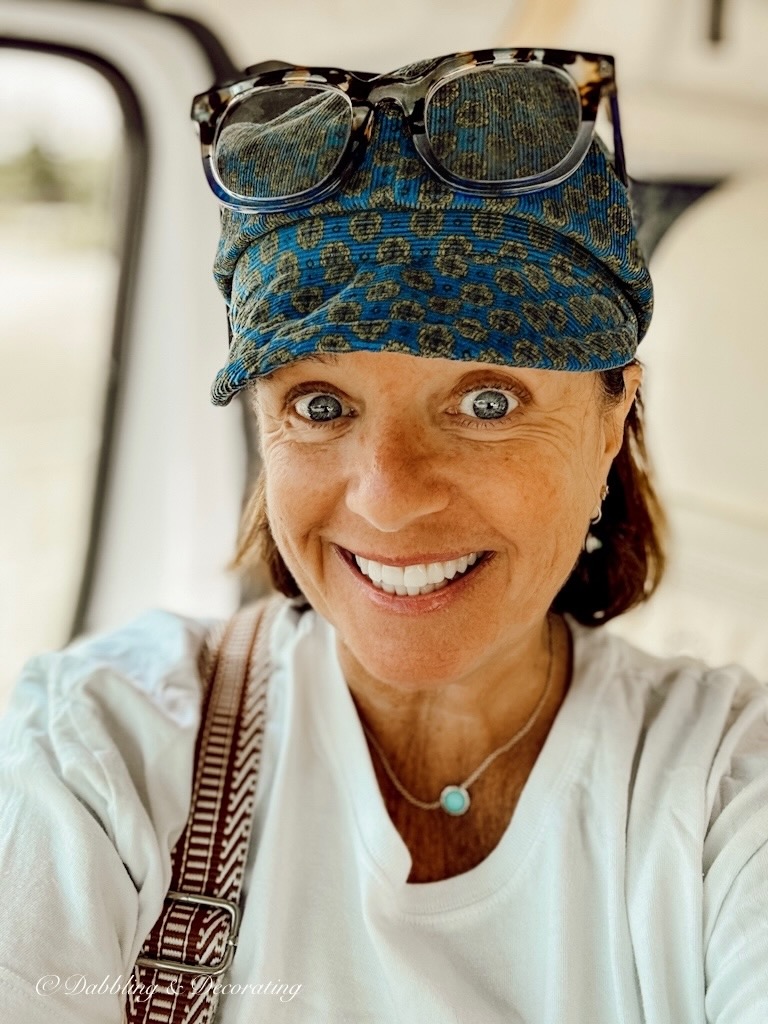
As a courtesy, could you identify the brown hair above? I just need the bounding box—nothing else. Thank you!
[551,365,667,624]
[230,364,666,625]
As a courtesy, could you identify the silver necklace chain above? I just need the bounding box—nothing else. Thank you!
[361,616,555,813]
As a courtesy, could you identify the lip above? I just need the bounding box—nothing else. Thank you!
[338,547,487,567]
[333,544,494,614]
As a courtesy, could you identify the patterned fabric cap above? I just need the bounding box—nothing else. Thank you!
[211,74,653,406]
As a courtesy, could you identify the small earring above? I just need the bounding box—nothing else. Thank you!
[584,484,610,553]
[590,483,610,523]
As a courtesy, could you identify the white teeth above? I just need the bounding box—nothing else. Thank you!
[403,564,428,588]
[352,551,485,596]
[381,563,402,585]
[426,562,445,584]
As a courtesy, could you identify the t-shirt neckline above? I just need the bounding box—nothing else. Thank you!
[305,611,613,916]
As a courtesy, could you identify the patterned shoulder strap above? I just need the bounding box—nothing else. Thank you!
[125,595,281,1023]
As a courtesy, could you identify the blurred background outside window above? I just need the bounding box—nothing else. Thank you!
[0,48,125,690]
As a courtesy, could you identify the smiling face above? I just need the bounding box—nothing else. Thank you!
[253,350,640,691]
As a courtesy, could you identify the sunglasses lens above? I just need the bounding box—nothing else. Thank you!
[426,65,581,182]
[213,85,352,201]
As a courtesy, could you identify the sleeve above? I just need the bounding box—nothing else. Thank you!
[0,610,210,1024]
[703,670,768,1023]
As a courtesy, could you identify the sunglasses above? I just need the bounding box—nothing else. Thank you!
[191,48,626,214]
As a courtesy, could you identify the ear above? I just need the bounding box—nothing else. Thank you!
[600,362,643,465]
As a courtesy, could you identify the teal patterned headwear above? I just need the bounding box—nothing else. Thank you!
[211,84,653,406]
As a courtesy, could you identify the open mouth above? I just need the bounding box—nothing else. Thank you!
[339,548,492,597]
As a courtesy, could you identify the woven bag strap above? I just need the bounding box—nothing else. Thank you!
[125,595,281,1024]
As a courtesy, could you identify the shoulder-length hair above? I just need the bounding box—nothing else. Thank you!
[230,363,666,626]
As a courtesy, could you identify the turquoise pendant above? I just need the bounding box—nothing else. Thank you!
[440,785,471,816]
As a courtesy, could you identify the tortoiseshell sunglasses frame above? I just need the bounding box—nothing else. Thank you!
[191,47,626,213]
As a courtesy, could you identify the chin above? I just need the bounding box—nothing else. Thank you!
[337,627,487,692]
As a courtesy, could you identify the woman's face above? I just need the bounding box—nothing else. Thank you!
[254,350,640,689]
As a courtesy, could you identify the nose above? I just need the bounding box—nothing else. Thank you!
[344,420,451,533]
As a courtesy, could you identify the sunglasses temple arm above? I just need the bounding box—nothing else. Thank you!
[608,93,628,186]
[218,206,236,355]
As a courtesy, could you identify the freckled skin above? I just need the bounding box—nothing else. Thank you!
[254,351,640,875]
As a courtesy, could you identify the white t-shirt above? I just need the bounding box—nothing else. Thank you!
[0,598,767,1024]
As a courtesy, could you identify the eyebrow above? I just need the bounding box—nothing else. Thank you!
[301,353,341,365]
[259,352,341,383]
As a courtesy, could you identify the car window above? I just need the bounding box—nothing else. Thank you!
[0,47,127,700]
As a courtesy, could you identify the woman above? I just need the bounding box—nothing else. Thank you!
[1,49,766,1024]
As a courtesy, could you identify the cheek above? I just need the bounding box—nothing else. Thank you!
[475,438,598,552]
[260,442,341,561]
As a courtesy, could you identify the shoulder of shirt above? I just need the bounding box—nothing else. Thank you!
[56,606,220,678]
[565,610,768,741]
[569,613,766,692]
[24,595,311,707]
[2,607,233,736]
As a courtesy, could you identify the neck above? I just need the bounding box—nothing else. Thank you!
[339,615,570,796]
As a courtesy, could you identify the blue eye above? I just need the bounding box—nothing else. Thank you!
[295,392,345,421]
[459,389,518,420]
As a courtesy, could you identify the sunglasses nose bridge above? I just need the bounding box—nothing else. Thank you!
[366,80,421,119]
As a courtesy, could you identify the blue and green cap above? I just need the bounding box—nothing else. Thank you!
[211,91,653,406]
